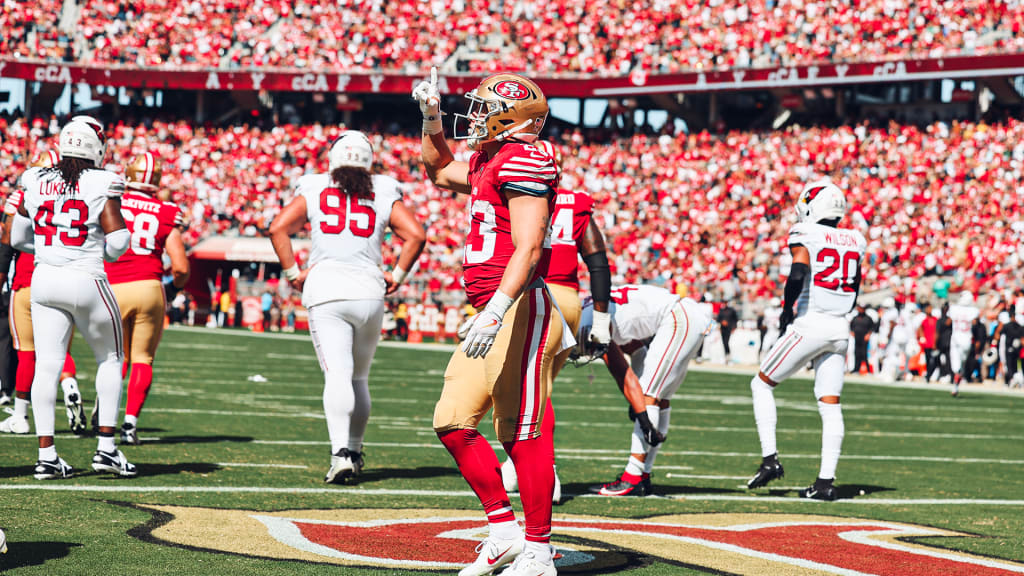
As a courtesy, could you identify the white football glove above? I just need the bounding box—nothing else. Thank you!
[589,310,612,346]
[460,290,514,359]
[412,66,442,135]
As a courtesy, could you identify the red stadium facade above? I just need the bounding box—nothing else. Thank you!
[2,54,1024,96]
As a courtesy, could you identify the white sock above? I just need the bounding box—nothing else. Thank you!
[124,414,138,427]
[524,540,553,563]
[348,378,370,452]
[39,445,57,461]
[644,407,671,474]
[13,397,29,419]
[624,455,645,478]
[322,372,354,454]
[95,359,123,428]
[817,401,844,480]
[97,434,116,453]
[751,377,778,457]
[489,519,521,541]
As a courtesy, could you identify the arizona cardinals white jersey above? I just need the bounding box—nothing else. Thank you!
[20,166,125,277]
[609,284,682,345]
[297,173,401,307]
[788,222,867,318]
[949,305,979,344]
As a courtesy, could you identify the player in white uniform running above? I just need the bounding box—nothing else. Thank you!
[269,131,426,483]
[746,180,866,501]
[13,116,135,479]
[880,299,912,382]
[579,284,712,496]
[948,292,979,396]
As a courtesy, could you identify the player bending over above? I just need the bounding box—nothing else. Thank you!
[104,152,190,445]
[747,180,866,501]
[270,131,425,484]
[578,285,711,497]
[415,68,571,576]
[14,116,135,479]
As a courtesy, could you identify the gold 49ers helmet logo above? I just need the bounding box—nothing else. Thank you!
[127,505,1024,575]
[492,80,530,100]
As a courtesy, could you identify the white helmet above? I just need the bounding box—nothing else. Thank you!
[769,297,781,308]
[958,292,975,306]
[59,116,107,167]
[329,131,373,172]
[796,179,846,223]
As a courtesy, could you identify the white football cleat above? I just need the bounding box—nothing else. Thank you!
[92,449,138,477]
[325,448,357,484]
[459,534,524,576]
[499,546,556,576]
[501,458,518,493]
[0,411,30,434]
[62,378,87,435]
[1,527,6,553]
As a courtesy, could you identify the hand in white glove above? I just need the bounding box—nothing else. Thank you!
[459,290,514,359]
[461,309,502,359]
[589,310,612,346]
[412,67,442,134]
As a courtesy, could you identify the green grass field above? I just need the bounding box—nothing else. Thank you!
[1,326,1022,575]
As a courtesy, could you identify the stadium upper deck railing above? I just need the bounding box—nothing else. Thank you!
[2,54,1023,97]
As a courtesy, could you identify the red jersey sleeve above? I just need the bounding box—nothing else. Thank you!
[495,144,558,196]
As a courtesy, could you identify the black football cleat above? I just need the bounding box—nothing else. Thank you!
[589,474,648,497]
[799,478,839,501]
[747,455,785,489]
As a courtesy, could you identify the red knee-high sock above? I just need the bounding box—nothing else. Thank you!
[61,354,76,377]
[541,398,555,467]
[125,363,153,419]
[121,361,130,380]
[438,429,515,524]
[15,350,35,394]
[504,437,554,545]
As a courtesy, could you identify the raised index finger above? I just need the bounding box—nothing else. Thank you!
[430,66,438,90]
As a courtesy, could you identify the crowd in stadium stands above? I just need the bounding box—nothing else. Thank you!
[1,115,1023,304]
[3,0,1023,72]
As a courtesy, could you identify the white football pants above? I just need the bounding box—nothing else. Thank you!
[308,299,384,454]
[638,299,711,400]
[30,263,124,437]
[759,315,848,398]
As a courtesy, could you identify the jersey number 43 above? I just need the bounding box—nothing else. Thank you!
[34,199,89,247]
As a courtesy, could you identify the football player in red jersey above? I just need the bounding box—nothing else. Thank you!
[414,68,568,576]
[499,140,613,503]
[104,152,190,445]
[0,150,85,436]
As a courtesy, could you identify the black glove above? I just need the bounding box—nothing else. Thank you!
[779,306,795,333]
[628,407,638,421]
[635,410,665,446]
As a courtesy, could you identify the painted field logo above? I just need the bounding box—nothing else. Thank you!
[130,505,1024,575]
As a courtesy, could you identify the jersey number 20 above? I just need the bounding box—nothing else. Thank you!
[813,248,859,293]
[320,188,375,237]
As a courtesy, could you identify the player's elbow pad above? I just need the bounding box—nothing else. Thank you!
[103,228,131,262]
[583,251,611,305]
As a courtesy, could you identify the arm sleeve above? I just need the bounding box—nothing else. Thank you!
[784,262,809,310]
[582,250,611,306]
[103,227,131,262]
[11,214,35,254]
